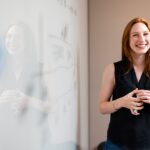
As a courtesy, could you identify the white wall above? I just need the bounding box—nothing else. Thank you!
[89,0,150,149]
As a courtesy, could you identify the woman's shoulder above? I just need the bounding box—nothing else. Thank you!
[114,60,124,66]
[103,60,125,77]
[102,63,115,87]
[104,60,122,71]
[103,63,115,77]
[113,60,127,72]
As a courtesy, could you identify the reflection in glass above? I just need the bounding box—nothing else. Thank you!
[0,22,50,150]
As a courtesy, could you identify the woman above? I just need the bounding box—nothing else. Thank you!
[99,17,150,150]
[0,23,50,150]
[0,23,36,96]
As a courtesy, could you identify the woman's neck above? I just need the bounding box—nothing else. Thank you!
[132,54,145,67]
[9,56,24,79]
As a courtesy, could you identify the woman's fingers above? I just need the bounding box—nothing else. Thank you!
[131,109,139,115]
[142,100,150,104]
[137,90,150,97]
[130,99,144,115]
[131,106,144,115]
[136,90,150,104]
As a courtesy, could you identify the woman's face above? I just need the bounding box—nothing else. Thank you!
[130,22,150,56]
[5,25,25,55]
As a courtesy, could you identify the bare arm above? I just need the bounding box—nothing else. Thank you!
[99,64,143,115]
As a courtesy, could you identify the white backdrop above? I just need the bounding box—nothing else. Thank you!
[0,0,86,150]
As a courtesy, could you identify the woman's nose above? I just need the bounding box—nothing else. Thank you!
[139,34,145,41]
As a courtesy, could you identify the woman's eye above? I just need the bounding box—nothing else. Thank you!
[132,34,138,37]
[144,32,150,36]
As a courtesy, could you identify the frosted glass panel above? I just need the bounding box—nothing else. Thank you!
[0,0,79,149]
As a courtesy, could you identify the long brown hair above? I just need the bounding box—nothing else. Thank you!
[122,17,150,78]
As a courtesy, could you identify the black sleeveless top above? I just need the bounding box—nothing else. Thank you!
[107,60,150,150]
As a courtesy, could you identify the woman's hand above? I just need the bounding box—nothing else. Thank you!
[122,89,144,115]
[137,90,150,104]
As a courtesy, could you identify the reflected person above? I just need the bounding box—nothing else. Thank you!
[0,22,50,150]
[1,23,36,100]
[1,22,49,112]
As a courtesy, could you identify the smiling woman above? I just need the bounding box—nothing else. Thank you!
[1,22,37,96]
[99,17,150,150]
[130,22,150,56]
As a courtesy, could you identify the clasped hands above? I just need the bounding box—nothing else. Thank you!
[123,88,150,115]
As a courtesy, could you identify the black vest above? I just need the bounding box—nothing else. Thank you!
[107,60,150,150]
